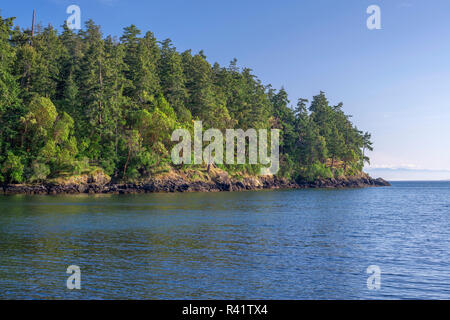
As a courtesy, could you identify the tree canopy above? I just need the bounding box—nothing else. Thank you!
[0,15,372,183]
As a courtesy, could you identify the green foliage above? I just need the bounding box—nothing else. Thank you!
[0,13,373,184]
[73,157,92,175]
[278,154,296,179]
[1,152,24,183]
[334,167,345,178]
[300,162,333,182]
[26,96,58,131]
[29,161,51,183]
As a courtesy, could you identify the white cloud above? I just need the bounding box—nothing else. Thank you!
[369,164,419,170]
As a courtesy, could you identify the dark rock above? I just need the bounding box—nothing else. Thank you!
[373,178,391,186]
[0,172,390,195]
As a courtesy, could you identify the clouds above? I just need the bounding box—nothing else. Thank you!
[365,166,450,181]
[369,164,419,170]
[368,167,450,173]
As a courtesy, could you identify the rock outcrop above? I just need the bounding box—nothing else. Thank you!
[0,170,390,195]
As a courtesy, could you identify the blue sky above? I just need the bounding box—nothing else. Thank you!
[2,0,449,180]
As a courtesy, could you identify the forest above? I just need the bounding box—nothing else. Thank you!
[0,15,373,184]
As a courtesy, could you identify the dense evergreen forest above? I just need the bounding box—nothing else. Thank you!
[0,15,373,184]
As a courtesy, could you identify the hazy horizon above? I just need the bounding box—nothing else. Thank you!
[365,167,450,181]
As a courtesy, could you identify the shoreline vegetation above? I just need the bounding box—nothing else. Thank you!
[1,167,390,195]
[0,16,388,192]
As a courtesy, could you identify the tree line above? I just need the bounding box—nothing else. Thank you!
[0,15,373,184]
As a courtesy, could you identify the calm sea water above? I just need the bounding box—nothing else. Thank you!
[0,181,449,300]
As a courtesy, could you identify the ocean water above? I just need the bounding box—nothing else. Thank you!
[0,181,449,299]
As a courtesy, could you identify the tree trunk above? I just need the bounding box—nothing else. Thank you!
[21,123,28,148]
[123,148,131,178]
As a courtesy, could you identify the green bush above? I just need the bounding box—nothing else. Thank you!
[1,152,24,183]
[30,162,50,183]
[278,154,295,179]
[300,162,333,182]
[334,168,345,178]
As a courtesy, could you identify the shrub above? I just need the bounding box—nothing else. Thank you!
[301,162,333,182]
[1,152,24,183]
[30,162,50,183]
[334,168,345,178]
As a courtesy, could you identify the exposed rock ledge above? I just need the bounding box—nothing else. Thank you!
[0,171,390,195]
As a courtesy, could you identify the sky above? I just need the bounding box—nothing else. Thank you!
[1,0,449,180]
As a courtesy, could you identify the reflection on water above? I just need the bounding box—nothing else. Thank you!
[1,182,450,299]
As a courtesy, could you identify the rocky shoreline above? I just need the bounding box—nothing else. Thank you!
[0,173,390,195]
